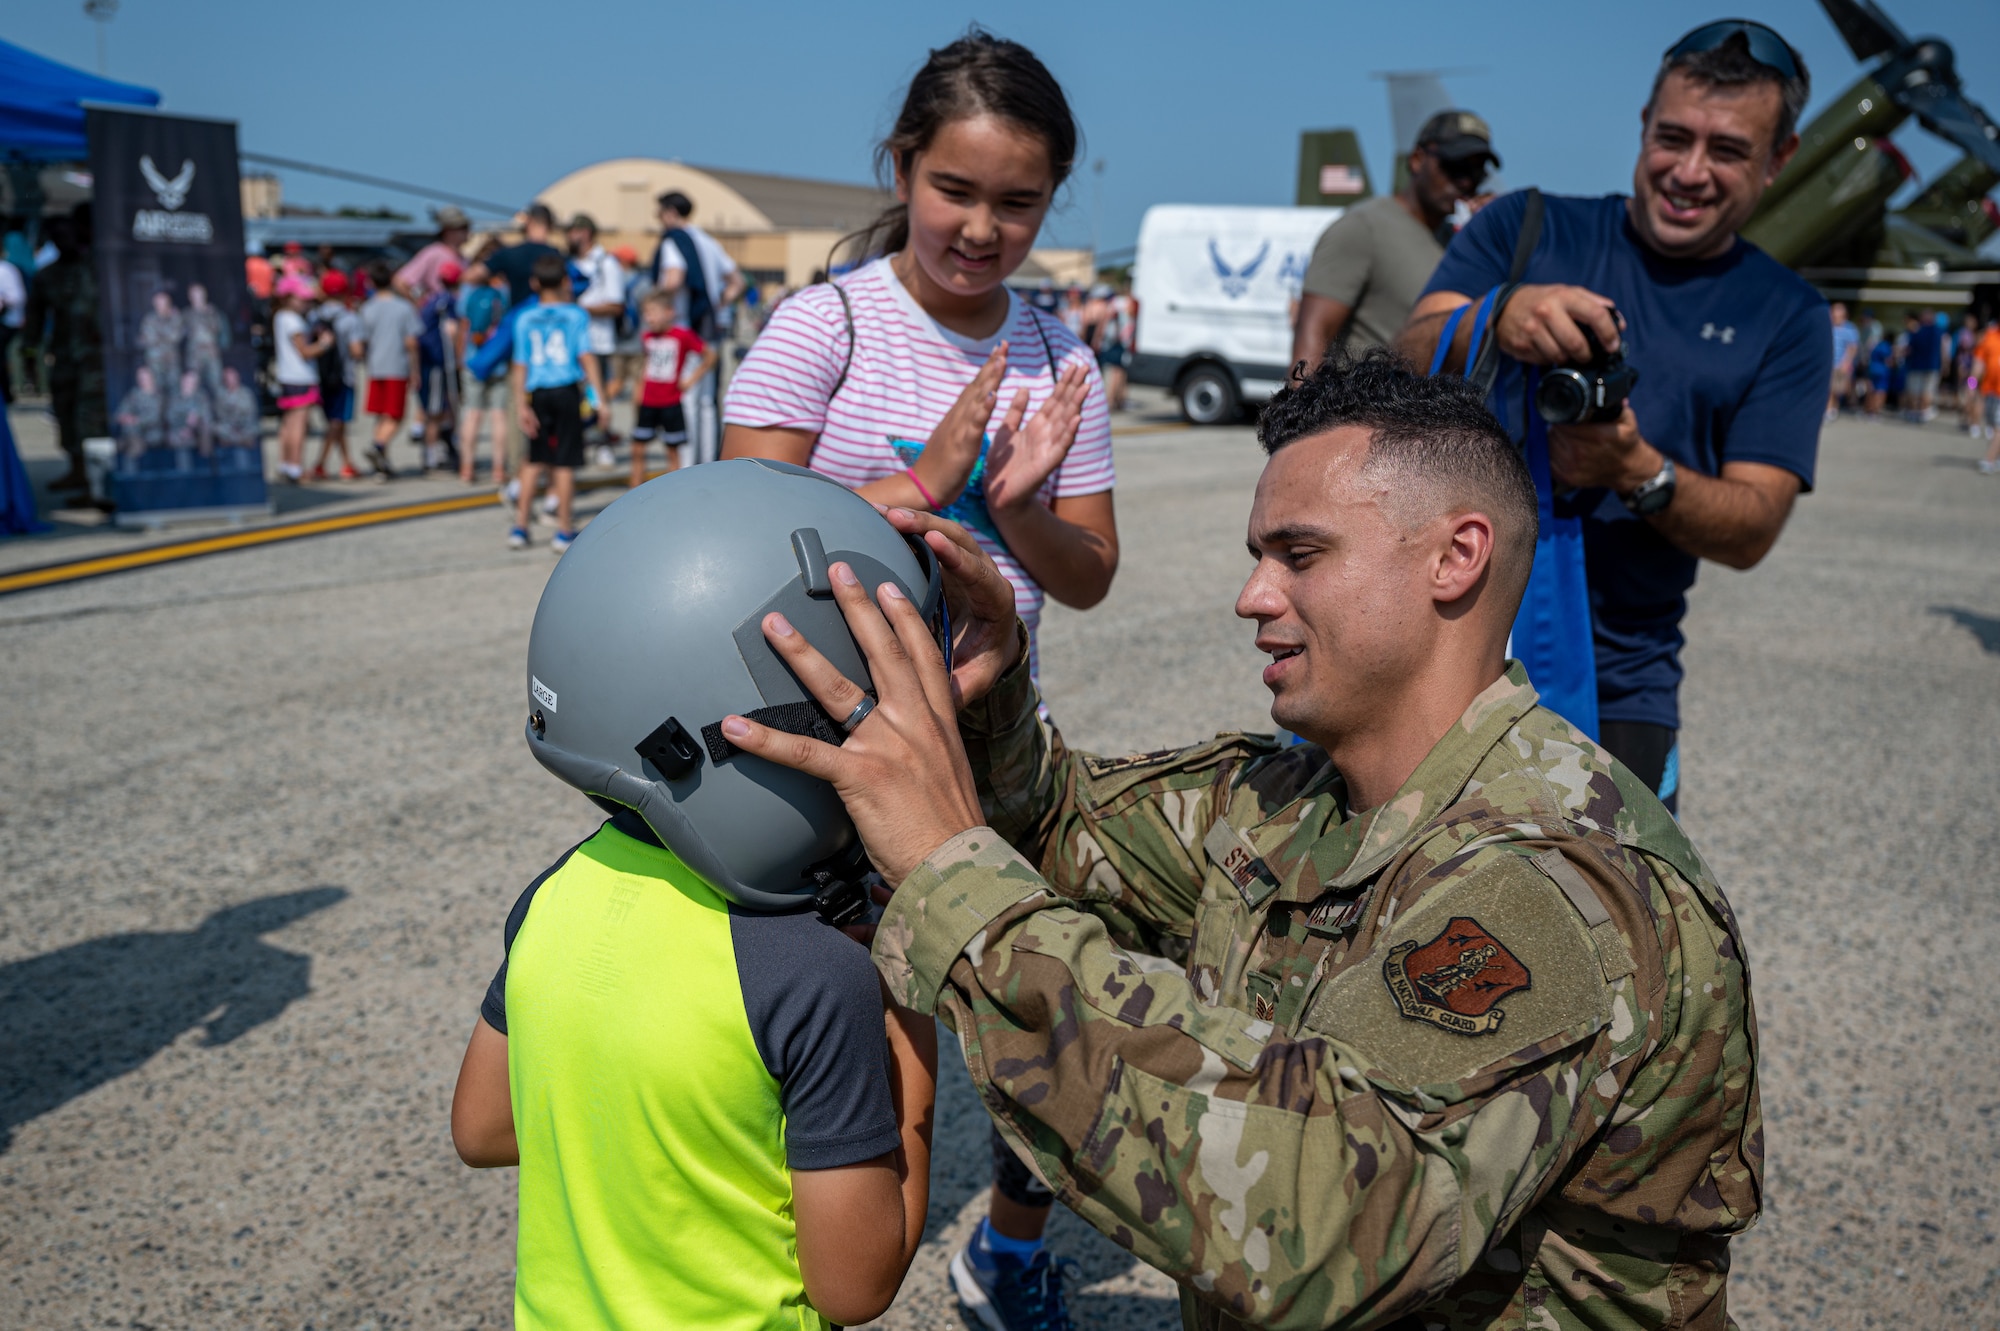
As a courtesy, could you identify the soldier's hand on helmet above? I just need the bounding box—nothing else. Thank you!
[1495,285,1622,364]
[721,561,984,888]
[917,343,1009,507]
[880,506,1022,707]
[984,360,1088,514]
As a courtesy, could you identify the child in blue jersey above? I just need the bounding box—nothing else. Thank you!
[509,253,605,553]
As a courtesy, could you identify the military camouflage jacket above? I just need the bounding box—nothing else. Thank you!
[874,661,1761,1331]
[22,256,103,372]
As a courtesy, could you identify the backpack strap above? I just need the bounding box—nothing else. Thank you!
[825,280,855,405]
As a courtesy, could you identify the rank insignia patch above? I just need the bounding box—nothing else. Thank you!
[1383,917,1531,1036]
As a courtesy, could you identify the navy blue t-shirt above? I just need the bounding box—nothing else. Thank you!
[1906,322,1941,372]
[1424,192,1830,729]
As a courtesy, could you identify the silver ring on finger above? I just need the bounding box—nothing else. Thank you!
[840,695,877,734]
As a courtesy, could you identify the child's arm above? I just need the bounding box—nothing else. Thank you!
[451,1017,517,1167]
[792,990,937,1325]
[680,343,719,394]
[581,351,605,410]
[513,360,536,437]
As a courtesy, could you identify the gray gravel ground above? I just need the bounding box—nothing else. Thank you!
[1,401,1996,1329]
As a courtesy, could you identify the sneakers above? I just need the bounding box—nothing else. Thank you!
[949,1221,1074,1331]
[307,464,327,481]
[1978,459,1999,474]
[593,444,617,470]
[550,529,577,554]
[370,443,393,482]
[339,465,360,481]
[542,492,561,517]
[508,527,529,550]
[502,477,521,507]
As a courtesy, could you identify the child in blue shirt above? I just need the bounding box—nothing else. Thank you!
[509,253,605,553]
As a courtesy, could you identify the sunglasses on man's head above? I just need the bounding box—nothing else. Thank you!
[1665,18,1801,82]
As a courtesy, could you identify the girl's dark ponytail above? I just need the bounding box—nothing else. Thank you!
[836,27,1079,268]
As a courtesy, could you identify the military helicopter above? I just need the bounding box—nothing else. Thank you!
[1742,0,2000,322]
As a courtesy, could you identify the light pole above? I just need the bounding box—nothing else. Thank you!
[84,0,118,77]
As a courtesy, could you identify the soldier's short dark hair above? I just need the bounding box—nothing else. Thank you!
[1650,31,1810,150]
[1259,346,1539,606]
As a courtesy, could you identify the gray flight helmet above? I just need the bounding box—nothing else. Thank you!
[523,458,948,911]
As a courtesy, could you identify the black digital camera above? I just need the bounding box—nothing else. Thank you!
[1535,326,1639,424]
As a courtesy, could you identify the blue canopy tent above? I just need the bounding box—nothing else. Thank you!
[0,38,159,161]
[0,40,159,535]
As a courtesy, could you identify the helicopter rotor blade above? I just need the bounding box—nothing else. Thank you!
[1817,0,1909,63]
[1905,83,2000,177]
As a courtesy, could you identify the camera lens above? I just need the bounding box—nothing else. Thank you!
[1536,370,1591,424]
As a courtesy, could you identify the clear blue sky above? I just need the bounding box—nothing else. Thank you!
[10,0,1998,254]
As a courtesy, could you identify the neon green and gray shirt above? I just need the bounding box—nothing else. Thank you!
[482,813,898,1330]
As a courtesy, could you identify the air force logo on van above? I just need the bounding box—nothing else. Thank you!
[1208,239,1269,298]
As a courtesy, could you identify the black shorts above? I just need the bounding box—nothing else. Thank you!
[632,403,688,443]
[528,384,586,467]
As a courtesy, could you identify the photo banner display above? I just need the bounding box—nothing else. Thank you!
[86,106,266,521]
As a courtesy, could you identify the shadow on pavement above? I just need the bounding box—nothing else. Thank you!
[1930,605,2000,655]
[0,886,347,1152]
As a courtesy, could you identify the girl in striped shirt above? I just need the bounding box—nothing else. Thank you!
[723,31,1118,688]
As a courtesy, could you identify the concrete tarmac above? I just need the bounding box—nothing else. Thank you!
[2,400,1996,1329]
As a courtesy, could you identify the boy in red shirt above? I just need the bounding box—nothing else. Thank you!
[628,290,716,487]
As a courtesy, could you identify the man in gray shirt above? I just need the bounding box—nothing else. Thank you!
[1290,110,1500,377]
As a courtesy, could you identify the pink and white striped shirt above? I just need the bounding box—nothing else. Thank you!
[724,258,1114,677]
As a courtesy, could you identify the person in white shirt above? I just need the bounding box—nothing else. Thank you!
[0,255,25,403]
[652,191,745,464]
[565,213,626,467]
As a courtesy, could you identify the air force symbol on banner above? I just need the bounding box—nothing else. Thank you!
[133,155,212,243]
[140,156,195,210]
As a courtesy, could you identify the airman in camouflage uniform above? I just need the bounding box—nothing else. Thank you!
[165,369,213,465]
[730,348,1763,1331]
[112,366,165,465]
[875,654,1760,1331]
[21,210,105,488]
[184,283,227,396]
[139,290,185,390]
[213,366,261,456]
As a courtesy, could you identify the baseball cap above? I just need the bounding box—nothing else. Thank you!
[437,261,463,286]
[320,269,349,297]
[1416,110,1500,168]
[275,274,317,301]
[434,204,471,230]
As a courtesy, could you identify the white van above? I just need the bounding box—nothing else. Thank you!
[1130,204,1344,423]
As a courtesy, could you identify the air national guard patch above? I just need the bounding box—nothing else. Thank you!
[1383,917,1530,1036]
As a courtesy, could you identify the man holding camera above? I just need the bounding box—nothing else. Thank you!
[1399,19,1832,811]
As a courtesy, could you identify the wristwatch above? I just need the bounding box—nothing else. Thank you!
[1619,457,1677,516]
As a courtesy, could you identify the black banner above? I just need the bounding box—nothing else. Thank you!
[86,106,266,520]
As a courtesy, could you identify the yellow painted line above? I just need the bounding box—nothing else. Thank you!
[1,470,668,597]
[0,492,502,595]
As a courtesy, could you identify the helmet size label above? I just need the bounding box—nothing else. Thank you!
[531,676,558,714]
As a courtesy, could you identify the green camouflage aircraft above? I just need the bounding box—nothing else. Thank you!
[1743,0,2000,322]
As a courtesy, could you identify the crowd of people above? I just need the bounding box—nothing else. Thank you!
[1828,300,2000,450]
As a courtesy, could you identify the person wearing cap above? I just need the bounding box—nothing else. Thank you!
[566,213,627,464]
[1399,20,1832,814]
[309,269,364,480]
[417,261,466,471]
[394,204,474,303]
[1290,110,1498,376]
